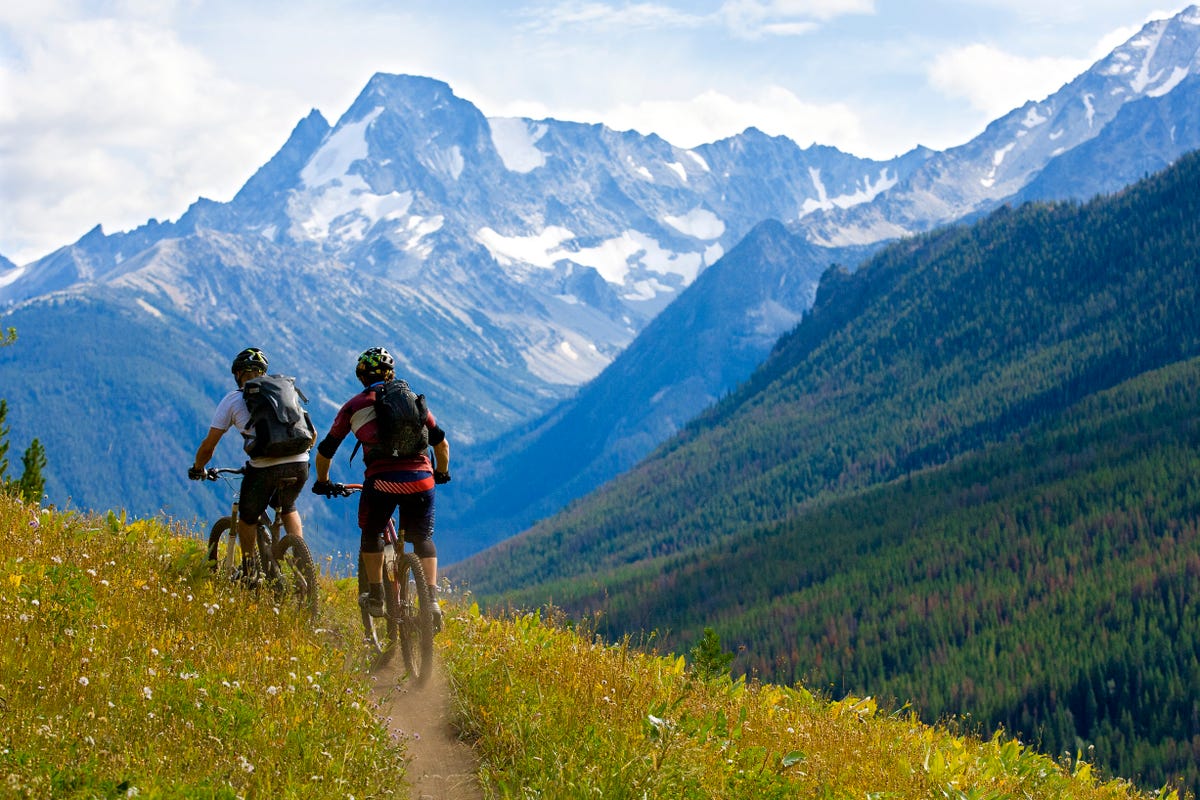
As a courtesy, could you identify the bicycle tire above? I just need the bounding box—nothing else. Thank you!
[357,553,400,665]
[396,552,434,686]
[206,517,239,580]
[269,533,319,618]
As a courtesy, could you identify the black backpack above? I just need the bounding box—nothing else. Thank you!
[241,374,317,458]
[372,379,429,458]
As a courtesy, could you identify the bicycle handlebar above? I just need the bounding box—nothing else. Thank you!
[319,482,361,497]
[204,466,245,480]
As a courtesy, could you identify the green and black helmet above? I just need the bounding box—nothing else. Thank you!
[356,346,395,384]
[231,347,268,375]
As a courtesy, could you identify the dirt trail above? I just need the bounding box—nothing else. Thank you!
[369,658,483,800]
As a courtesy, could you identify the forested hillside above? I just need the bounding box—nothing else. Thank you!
[449,150,1200,794]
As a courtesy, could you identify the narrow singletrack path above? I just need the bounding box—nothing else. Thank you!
[370,658,483,800]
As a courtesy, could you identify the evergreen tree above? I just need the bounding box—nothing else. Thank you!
[0,399,9,480]
[690,627,735,681]
[0,321,48,504]
[15,438,46,504]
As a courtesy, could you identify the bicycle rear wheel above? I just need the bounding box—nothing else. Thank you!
[396,553,434,686]
[269,533,319,618]
[206,517,239,581]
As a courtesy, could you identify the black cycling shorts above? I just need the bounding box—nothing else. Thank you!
[358,478,436,558]
[239,461,309,524]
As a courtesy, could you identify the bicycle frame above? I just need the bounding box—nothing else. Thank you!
[203,466,319,617]
[325,483,434,685]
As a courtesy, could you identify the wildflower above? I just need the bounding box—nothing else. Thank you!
[267,686,280,696]
[238,755,254,774]
[78,676,89,687]
[28,518,39,529]
[142,686,152,700]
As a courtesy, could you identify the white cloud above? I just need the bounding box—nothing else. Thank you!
[523,1,706,33]
[718,0,875,37]
[0,8,292,263]
[927,43,1090,119]
[493,86,866,152]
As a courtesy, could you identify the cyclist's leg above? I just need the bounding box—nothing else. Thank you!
[272,461,309,539]
[398,489,437,589]
[358,481,399,614]
[238,467,275,584]
[398,489,442,630]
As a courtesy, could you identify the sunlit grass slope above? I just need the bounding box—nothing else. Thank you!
[0,494,406,799]
[0,492,1185,799]
[440,606,1183,800]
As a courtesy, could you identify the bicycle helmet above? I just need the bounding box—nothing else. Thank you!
[231,347,268,375]
[356,346,395,383]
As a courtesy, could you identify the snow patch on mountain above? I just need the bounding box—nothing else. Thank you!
[1150,66,1190,96]
[663,208,725,239]
[288,178,415,243]
[301,107,383,187]
[685,150,711,172]
[0,265,25,288]
[476,225,704,291]
[981,143,1017,188]
[136,298,163,319]
[800,168,898,216]
[522,330,607,385]
[489,118,548,172]
[426,145,465,180]
[476,225,573,268]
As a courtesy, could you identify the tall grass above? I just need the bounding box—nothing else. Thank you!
[0,493,406,799]
[440,604,1182,800]
[1,492,1189,799]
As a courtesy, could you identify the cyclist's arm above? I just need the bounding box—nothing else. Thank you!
[315,451,333,483]
[192,427,225,471]
[432,439,449,474]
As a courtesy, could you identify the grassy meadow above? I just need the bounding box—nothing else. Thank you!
[0,492,1187,799]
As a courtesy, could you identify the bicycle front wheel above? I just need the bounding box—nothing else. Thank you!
[395,553,434,686]
[206,517,239,581]
[269,534,319,618]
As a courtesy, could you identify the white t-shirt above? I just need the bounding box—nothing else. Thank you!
[210,389,310,468]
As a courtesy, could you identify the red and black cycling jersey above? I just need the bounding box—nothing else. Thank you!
[317,384,446,489]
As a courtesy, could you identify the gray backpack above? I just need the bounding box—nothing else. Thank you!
[241,374,316,458]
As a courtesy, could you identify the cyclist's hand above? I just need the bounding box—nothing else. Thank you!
[188,466,206,481]
[434,470,451,485]
[311,480,335,497]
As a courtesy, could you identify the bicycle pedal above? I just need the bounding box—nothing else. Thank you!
[358,592,385,618]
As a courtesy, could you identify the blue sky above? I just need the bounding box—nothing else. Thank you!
[0,1,1188,265]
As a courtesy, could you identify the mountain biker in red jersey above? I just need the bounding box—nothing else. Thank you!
[311,346,450,630]
[188,347,311,586]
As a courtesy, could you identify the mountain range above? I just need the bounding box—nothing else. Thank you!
[1,6,1199,559]
[448,146,1200,794]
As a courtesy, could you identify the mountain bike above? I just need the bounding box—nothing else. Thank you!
[322,483,435,686]
[203,466,319,618]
